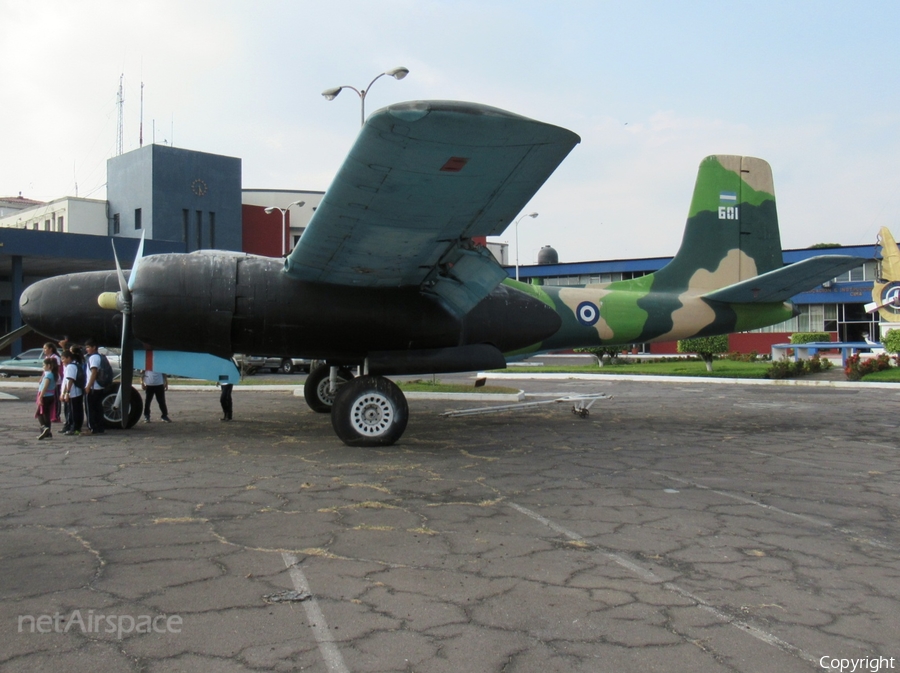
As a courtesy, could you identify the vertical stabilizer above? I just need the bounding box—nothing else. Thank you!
[651,155,782,294]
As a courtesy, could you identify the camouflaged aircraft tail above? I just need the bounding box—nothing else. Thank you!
[650,155,783,295]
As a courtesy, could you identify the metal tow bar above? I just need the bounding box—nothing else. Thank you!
[441,394,611,419]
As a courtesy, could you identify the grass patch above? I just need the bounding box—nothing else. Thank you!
[860,368,900,383]
[497,360,773,379]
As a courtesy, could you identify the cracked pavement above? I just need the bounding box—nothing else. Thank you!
[1,378,899,672]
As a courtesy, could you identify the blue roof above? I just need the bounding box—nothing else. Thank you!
[508,244,877,278]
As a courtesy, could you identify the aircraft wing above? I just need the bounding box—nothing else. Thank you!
[702,255,867,304]
[284,100,580,315]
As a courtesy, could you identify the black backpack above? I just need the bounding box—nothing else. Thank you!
[97,353,114,388]
[74,362,87,391]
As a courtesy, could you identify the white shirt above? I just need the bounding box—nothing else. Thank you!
[86,352,103,390]
[143,370,165,386]
[64,362,83,397]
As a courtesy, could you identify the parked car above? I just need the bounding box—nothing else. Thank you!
[0,348,46,377]
[0,346,121,378]
[237,355,312,375]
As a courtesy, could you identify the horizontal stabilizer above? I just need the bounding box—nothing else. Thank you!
[134,350,241,384]
[702,255,866,304]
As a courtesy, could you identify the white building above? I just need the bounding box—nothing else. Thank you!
[0,196,108,235]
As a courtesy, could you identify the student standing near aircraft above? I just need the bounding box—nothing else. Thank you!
[82,339,105,435]
[60,349,85,435]
[141,369,171,423]
[35,358,58,440]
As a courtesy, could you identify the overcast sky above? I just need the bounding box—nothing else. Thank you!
[2,0,898,263]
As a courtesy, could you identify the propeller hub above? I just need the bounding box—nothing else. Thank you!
[98,292,118,310]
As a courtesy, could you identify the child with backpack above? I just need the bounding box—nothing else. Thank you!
[61,349,85,435]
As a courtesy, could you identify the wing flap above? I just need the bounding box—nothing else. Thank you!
[702,255,867,303]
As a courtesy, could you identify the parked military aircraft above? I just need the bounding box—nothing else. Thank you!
[13,100,865,445]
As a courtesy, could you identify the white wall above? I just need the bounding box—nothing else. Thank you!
[0,197,107,235]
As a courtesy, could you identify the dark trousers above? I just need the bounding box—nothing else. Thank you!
[69,395,84,432]
[87,389,105,433]
[38,394,55,429]
[144,385,168,418]
[220,384,233,419]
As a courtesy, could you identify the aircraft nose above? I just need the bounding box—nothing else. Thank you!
[19,271,123,345]
[19,278,47,326]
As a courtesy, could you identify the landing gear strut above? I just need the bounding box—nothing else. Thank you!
[303,364,354,413]
[101,383,144,429]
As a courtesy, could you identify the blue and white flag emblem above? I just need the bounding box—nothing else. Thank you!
[719,191,737,203]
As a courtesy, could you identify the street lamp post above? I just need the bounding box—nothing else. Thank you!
[322,67,409,127]
[264,200,305,257]
[514,212,539,281]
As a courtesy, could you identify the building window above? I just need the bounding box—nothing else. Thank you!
[113,213,120,235]
[134,208,142,230]
[208,211,215,248]
[196,210,202,249]
[182,209,189,247]
[44,219,51,231]
[57,215,64,232]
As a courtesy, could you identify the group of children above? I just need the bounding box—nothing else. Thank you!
[35,341,84,440]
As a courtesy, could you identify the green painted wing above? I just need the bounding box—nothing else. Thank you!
[284,101,580,314]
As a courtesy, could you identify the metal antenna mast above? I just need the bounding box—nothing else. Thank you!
[116,74,124,156]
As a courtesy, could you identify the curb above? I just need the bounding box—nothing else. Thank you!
[477,372,900,390]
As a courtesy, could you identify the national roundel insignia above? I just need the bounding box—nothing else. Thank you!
[882,282,900,315]
[576,301,600,326]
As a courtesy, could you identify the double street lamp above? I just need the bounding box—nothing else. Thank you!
[514,212,539,281]
[322,67,410,127]
[265,200,305,257]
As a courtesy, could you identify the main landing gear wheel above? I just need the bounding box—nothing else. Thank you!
[331,375,408,447]
[101,383,144,429]
[303,364,355,413]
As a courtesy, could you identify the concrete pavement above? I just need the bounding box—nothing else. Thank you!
[1,377,899,672]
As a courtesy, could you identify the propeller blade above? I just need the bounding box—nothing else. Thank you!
[118,312,133,428]
[111,234,145,428]
[111,240,131,303]
[128,232,145,291]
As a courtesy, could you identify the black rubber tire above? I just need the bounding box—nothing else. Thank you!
[100,384,144,429]
[280,359,295,375]
[330,376,408,447]
[303,364,354,413]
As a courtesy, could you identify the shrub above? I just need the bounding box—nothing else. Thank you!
[882,328,900,354]
[764,354,832,379]
[790,332,830,345]
[845,353,893,381]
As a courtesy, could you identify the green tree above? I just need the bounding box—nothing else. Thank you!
[677,335,729,372]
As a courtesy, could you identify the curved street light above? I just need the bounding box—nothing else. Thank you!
[322,67,409,127]
[514,212,539,281]
[264,200,305,257]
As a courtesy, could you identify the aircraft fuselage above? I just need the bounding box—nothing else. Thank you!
[20,252,563,368]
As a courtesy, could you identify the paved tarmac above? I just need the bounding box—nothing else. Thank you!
[1,376,899,672]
